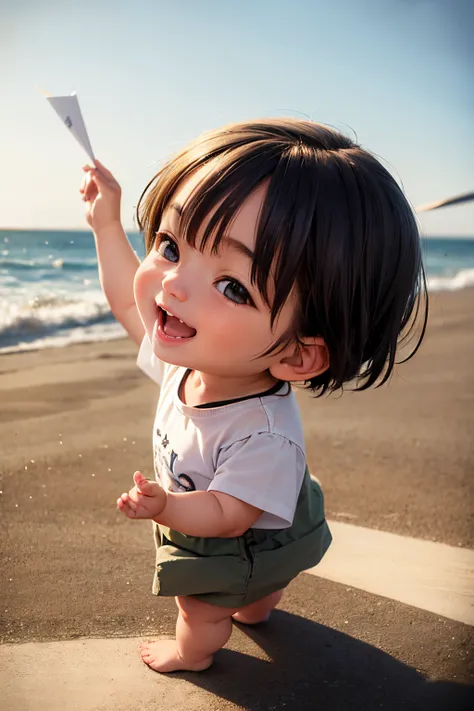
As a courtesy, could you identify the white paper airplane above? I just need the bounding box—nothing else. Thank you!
[44,90,95,162]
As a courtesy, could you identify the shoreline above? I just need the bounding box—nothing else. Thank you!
[2,286,474,357]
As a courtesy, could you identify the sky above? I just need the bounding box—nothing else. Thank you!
[1,0,473,236]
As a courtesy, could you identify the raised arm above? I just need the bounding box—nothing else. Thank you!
[81,160,145,346]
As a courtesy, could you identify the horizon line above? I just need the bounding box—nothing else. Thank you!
[2,227,474,240]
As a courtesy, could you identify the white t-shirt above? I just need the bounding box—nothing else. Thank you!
[137,334,307,529]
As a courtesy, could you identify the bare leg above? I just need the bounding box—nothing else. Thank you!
[139,595,239,673]
[232,589,284,625]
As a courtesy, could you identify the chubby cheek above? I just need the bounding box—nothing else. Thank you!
[132,266,146,314]
[133,261,156,326]
[206,309,271,355]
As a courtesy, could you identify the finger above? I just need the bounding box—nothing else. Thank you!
[79,175,88,194]
[88,168,114,193]
[81,171,93,193]
[93,159,115,180]
[124,509,138,519]
[133,471,156,496]
[93,164,121,195]
[83,178,98,203]
[83,162,110,188]
[120,492,137,511]
[126,488,142,506]
[117,496,138,516]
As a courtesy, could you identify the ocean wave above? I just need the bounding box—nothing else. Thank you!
[427,268,474,292]
[0,293,113,349]
[0,322,126,354]
[1,263,473,354]
[0,257,97,271]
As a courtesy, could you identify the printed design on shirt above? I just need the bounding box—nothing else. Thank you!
[154,427,196,492]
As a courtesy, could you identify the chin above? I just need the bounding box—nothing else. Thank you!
[151,344,191,368]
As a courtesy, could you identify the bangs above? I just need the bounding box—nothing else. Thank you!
[138,136,325,329]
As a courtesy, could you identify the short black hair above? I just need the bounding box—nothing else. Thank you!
[137,118,428,395]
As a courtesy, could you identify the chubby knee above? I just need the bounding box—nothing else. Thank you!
[176,595,233,623]
[176,595,198,619]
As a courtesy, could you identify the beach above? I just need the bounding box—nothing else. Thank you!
[0,288,473,650]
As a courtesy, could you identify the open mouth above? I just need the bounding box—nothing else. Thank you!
[156,306,197,340]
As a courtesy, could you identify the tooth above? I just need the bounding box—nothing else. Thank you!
[179,319,184,324]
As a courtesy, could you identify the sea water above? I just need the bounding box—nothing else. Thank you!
[1,229,473,353]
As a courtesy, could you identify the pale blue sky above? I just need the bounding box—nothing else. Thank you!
[1,0,473,235]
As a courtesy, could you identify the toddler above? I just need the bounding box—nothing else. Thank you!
[80,118,427,673]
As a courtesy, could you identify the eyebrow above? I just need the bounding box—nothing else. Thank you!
[168,202,255,261]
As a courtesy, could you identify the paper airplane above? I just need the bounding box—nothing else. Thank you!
[44,90,95,162]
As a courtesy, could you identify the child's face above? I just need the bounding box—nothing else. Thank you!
[134,166,299,380]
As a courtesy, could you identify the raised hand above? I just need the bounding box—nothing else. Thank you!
[79,159,122,233]
[117,471,167,520]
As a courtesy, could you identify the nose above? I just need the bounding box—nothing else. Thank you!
[161,267,188,303]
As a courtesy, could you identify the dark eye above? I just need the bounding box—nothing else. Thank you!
[216,279,253,305]
[156,234,179,263]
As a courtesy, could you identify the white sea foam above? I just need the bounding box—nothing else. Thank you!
[0,322,126,354]
[1,267,473,354]
[0,291,109,330]
[427,268,474,292]
[0,290,122,353]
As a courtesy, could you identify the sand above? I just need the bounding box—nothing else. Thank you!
[0,288,473,648]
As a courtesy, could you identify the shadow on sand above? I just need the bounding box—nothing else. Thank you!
[176,610,473,711]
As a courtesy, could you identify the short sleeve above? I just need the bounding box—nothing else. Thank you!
[209,433,306,529]
[136,333,166,386]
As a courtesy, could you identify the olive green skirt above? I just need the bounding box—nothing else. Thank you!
[152,468,332,608]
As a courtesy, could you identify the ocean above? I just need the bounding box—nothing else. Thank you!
[1,229,473,354]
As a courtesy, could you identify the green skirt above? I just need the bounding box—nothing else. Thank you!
[152,468,332,608]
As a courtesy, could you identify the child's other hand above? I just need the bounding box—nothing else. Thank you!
[80,159,122,234]
[117,471,167,521]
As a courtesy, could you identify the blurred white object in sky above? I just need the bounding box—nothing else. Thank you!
[416,191,474,212]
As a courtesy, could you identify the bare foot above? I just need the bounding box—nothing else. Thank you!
[139,640,213,673]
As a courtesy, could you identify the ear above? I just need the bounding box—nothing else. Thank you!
[270,337,329,383]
